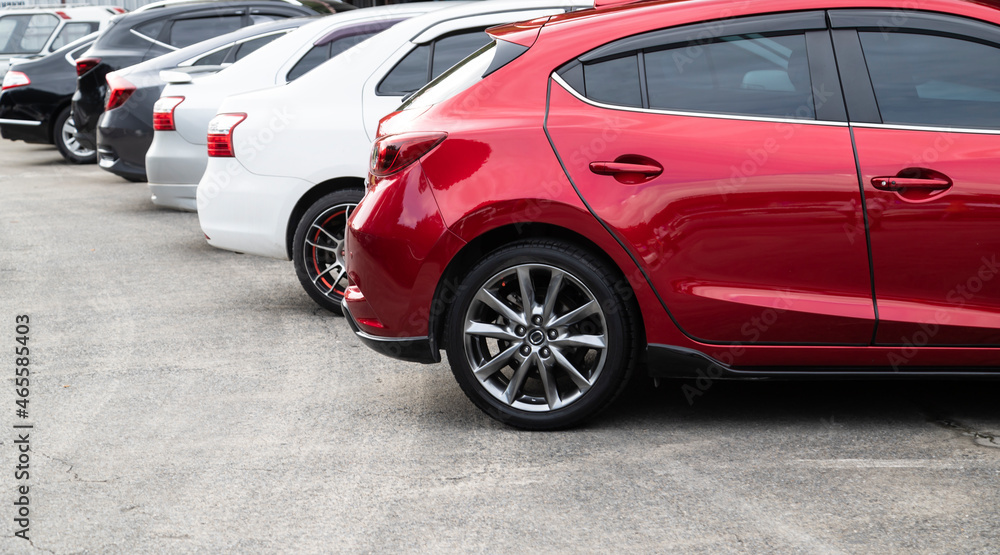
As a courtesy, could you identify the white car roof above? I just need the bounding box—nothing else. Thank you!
[134,0,299,12]
[176,3,451,91]
[234,2,451,71]
[0,6,120,19]
[295,0,590,85]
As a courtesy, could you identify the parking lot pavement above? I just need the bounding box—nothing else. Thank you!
[0,139,998,553]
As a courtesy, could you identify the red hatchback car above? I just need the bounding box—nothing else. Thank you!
[345,0,1000,429]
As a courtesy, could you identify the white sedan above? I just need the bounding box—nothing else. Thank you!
[196,0,588,315]
[145,3,444,211]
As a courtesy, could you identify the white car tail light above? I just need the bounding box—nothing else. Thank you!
[153,96,184,131]
[207,113,247,157]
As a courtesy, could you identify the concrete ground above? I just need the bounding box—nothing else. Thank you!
[0,140,998,553]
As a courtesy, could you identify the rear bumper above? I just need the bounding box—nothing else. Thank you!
[149,183,197,211]
[146,130,207,186]
[0,117,47,144]
[0,90,51,144]
[97,145,147,181]
[97,109,151,181]
[343,165,466,342]
[343,293,439,364]
[147,131,206,211]
[196,159,311,260]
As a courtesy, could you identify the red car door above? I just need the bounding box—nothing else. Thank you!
[831,11,1000,346]
[546,13,876,345]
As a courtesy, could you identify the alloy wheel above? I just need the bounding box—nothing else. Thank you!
[61,116,94,159]
[302,202,355,303]
[462,263,609,412]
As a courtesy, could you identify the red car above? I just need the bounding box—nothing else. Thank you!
[345,0,1000,429]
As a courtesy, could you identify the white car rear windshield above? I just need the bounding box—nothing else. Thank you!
[401,41,496,111]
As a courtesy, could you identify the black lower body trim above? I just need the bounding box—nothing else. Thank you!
[647,344,1000,380]
[343,300,440,364]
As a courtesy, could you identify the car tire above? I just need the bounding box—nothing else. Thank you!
[292,188,364,316]
[445,239,640,430]
[53,106,96,164]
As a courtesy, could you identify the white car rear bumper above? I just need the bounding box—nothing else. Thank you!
[196,159,312,260]
[147,131,207,211]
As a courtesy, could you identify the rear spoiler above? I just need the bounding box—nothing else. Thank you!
[486,16,551,48]
[484,0,653,47]
[159,65,228,85]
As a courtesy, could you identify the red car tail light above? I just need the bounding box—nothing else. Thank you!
[369,132,447,177]
[76,57,100,77]
[152,96,184,131]
[207,113,247,157]
[105,73,135,111]
[1,71,30,90]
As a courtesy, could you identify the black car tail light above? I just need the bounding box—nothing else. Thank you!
[76,57,100,77]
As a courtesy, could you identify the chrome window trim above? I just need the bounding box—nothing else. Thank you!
[550,73,848,128]
[129,28,178,52]
[63,45,82,66]
[850,122,1000,136]
[233,29,290,46]
[177,42,231,67]
[177,29,292,67]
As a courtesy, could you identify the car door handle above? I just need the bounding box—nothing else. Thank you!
[871,176,951,191]
[590,161,662,176]
[589,155,663,184]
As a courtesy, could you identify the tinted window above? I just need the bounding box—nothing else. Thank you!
[378,43,430,95]
[404,42,496,111]
[112,18,167,52]
[50,22,96,50]
[328,30,378,58]
[234,33,280,61]
[169,16,242,48]
[859,31,1000,129]
[193,45,232,66]
[644,33,815,119]
[287,43,328,82]
[69,42,93,61]
[431,30,490,78]
[286,30,377,82]
[133,19,165,41]
[583,55,641,108]
[0,14,58,54]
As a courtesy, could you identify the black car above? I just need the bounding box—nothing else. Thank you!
[0,32,99,163]
[72,0,354,155]
[96,17,310,182]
